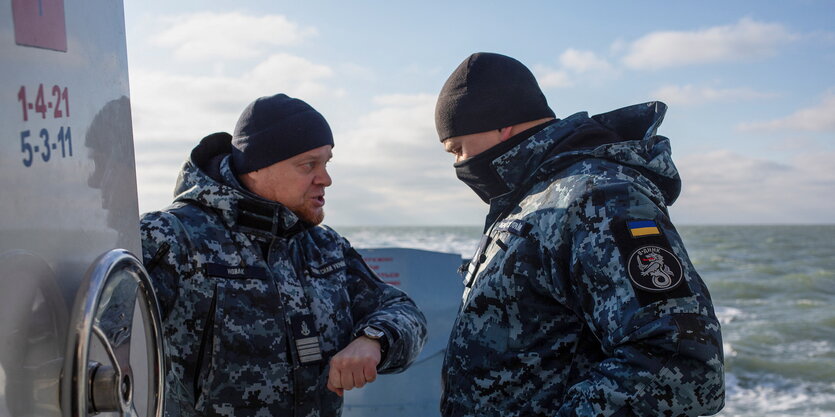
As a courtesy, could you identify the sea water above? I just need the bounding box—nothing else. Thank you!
[334,225,835,417]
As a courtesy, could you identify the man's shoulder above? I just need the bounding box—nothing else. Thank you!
[140,201,219,242]
[303,224,347,248]
[527,158,630,205]
[516,159,652,235]
[142,201,216,226]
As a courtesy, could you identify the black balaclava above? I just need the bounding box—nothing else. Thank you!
[453,122,554,203]
[435,52,555,202]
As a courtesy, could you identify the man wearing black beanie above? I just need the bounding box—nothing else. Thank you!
[436,53,724,417]
[140,93,427,417]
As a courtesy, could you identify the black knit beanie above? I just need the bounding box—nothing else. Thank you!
[435,52,555,141]
[231,93,334,174]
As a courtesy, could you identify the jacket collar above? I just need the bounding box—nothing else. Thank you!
[173,132,310,239]
[482,101,671,228]
[483,113,595,227]
[218,157,310,239]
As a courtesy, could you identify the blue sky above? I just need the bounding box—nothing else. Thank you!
[125,1,835,225]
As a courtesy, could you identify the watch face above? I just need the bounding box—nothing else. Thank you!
[363,326,385,339]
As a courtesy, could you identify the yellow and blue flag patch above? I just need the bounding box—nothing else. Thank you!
[628,220,661,238]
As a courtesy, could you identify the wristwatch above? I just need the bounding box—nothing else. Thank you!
[357,326,388,357]
[362,326,385,340]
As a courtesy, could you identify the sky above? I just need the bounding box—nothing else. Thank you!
[124,1,835,226]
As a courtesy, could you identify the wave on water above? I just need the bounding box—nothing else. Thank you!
[722,372,835,417]
[334,225,481,257]
[335,225,835,417]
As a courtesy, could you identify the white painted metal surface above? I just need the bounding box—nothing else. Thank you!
[344,248,463,417]
[1,1,148,415]
[2,3,462,416]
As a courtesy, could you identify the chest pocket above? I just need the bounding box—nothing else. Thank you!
[195,263,291,414]
[491,224,561,352]
[303,256,353,353]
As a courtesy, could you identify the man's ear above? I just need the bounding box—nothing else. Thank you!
[498,126,514,142]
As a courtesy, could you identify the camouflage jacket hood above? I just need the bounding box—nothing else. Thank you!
[171,131,309,238]
[484,101,680,227]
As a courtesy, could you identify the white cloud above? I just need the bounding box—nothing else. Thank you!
[131,53,340,143]
[339,93,439,157]
[737,93,835,132]
[535,49,616,88]
[131,52,343,213]
[559,49,614,74]
[622,18,795,70]
[134,88,485,223]
[652,84,777,106]
[672,149,835,224]
[324,93,484,225]
[151,12,317,61]
[249,54,338,99]
[535,67,572,88]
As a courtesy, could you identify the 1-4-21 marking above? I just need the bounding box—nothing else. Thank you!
[17,84,70,121]
[14,83,74,167]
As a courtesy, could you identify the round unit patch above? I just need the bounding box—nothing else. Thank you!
[627,246,683,293]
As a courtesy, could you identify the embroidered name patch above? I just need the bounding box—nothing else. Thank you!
[627,246,683,292]
[204,263,268,279]
[495,219,532,237]
[308,260,347,277]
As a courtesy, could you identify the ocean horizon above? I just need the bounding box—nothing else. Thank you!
[333,224,835,417]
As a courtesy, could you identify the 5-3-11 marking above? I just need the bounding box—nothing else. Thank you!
[20,126,73,167]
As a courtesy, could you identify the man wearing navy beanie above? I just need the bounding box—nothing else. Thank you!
[232,93,335,224]
[140,93,427,417]
[436,53,724,416]
[232,94,334,175]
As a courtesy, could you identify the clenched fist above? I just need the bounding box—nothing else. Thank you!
[326,336,382,396]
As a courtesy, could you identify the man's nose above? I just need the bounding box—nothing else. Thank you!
[316,168,332,187]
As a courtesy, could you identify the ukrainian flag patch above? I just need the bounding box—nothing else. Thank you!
[628,220,661,238]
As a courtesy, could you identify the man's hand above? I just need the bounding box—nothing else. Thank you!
[326,336,382,396]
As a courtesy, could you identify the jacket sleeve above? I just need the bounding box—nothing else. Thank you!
[341,243,428,374]
[139,211,193,320]
[556,182,725,417]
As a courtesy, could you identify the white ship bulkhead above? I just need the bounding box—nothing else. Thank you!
[1,1,162,416]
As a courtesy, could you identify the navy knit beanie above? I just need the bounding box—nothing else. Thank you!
[231,93,334,174]
[435,52,555,141]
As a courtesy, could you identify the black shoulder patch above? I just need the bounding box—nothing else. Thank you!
[627,245,683,292]
[611,218,692,306]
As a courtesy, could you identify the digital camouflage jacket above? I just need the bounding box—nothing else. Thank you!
[442,102,724,417]
[140,133,427,417]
